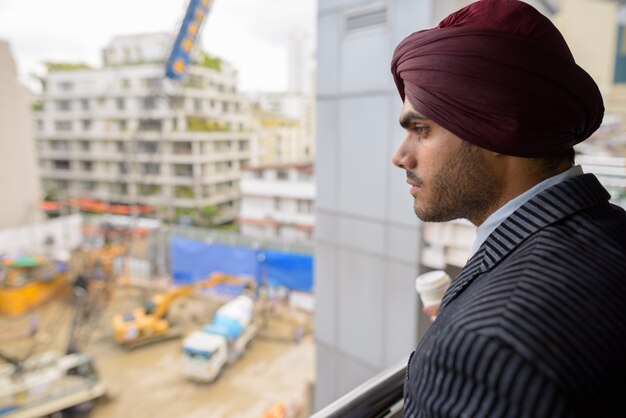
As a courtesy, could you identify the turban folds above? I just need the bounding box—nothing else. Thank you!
[391,0,604,157]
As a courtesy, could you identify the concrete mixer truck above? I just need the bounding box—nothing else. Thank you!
[181,295,257,382]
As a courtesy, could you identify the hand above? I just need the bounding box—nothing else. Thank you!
[422,304,440,322]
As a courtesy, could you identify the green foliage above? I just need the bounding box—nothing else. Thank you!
[45,62,92,71]
[139,185,161,196]
[43,190,58,201]
[197,52,222,71]
[217,222,238,232]
[186,117,230,132]
[32,101,44,111]
[175,207,195,217]
[174,186,195,198]
[196,205,219,227]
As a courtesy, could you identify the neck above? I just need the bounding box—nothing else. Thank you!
[468,164,572,226]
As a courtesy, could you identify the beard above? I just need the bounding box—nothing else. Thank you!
[411,142,501,224]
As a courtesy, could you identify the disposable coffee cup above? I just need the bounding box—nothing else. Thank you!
[415,270,451,307]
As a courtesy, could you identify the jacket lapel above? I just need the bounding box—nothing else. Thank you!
[438,174,610,313]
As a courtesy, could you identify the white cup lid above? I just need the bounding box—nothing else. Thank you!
[415,270,451,293]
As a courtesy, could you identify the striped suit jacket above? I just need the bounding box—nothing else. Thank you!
[404,174,626,418]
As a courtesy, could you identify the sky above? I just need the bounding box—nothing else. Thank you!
[0,0,316,92]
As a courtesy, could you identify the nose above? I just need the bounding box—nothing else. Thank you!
[392,136,415,170]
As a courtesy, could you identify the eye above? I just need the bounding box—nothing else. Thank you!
[411,124,430,137]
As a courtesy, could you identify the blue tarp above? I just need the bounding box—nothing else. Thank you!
[259,250,313,292]
[170,237,313,291]
[170,237,257,284]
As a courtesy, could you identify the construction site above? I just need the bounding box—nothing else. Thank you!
[0,215,315,418]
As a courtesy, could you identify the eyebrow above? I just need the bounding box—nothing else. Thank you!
[399,111,428,129]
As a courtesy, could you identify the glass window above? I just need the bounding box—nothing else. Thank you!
[54,100,71,111]
[54,121,72,132]
[142,97,157,110]
[53,160,71,170]
[58,81,73,91]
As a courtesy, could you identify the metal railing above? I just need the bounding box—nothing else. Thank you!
[311,358,407,418]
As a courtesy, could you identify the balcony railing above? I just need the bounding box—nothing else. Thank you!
[311,358,406,418]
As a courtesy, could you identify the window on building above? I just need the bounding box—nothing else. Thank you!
[118,162,129,174]
[116,141,126,153]
[54,100,71,111]
[50,140,70,151]
[138,141,159,154]
[80,99,90,111]
[298,171,312,182]
[115,98,125,110]
[253,170,263,179]
[239,140,248,151]
[193,98,202,111]
[111,182,128,195]
[142,97,158,110]
[54,121,72,132]
[222,102,229,112]
[173,142,192,155]
[37,120,44,131]
[58,81,73,91]
[139,184,161,195]
[169,97,184,110]
[297,199,313,214]
[53,160,71,170]
[79,141,91,152]
[80,120,92,131]
[138,119,162,131]
[277,170,288,180]
[173,164,193,177]
[141,163,160,175]
[79,181,96,191]
[186,75,203,89]
[143,78,161,89]
[118,120,127,131]
[274,197,281,211]
[121,79,131,89]
[174,186,195,198]
[80,161,93,172]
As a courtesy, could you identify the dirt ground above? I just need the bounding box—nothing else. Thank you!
[0,285,315,418]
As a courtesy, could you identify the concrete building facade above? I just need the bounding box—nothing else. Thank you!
[34,34,251,224]
[239,162,315,242]
[0,40,42,229]
[250,92,316,161]
[314,0,557,411]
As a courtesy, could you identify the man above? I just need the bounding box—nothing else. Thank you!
[390,0,626,417]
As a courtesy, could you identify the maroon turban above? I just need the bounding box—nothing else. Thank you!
[391,0,604,157]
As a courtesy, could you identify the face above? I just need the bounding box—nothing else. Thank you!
[392,99,501,224]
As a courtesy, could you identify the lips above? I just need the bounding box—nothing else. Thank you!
[406,179,421,195]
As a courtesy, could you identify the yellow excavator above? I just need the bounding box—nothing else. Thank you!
[111,272,255,348]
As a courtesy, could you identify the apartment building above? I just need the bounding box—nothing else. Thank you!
[239,162,315,242]
[34,33,251,224]
[250,92,315,161]
[250,108,305,165]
